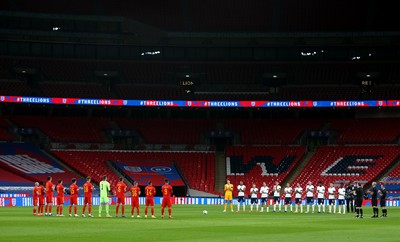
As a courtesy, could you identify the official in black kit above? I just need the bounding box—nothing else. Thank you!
[379,184,387,217]
[345,182,355,213]
[353,183,364,218]
[369,182,379,218]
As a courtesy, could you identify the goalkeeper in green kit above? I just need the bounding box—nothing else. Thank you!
[99,175,112,217]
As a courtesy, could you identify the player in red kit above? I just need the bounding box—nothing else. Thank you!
[45,176,55,216]
[161,179,173,219]
[32,182,39,215]
[130,181,141,218]
[56,179,65,216]
[144,181,156,218]
[115,177,127,217]
[38,181,45,216]
[69,178,79,217]
[82,176,94,217]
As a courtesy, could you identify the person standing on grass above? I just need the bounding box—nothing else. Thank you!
[369,182,379,218]
[115,177,127,218]
[305,181,314,213]
[161,179,173,219]
[130,181,141,218]
[56,179,65,216]
[353,182,364,219]
[294,183,303,213]
[82,176,94,217]
[99,175,111,218]
[223,179,234,212]
[45,176,55,216]
[144,181,156,218]
[378,184,387,217]
[69,178,79,217]
[337,183,346,214]
[273,181,282,212]
[259,182,269,213]
[32,182,39,216]
[237,180,246,212]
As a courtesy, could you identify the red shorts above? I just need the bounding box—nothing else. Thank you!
[46,195,53,204]
[70,196,78,205]
[117,197,125,205]
[32,196,38,206]
[57,196,64,205]
[39,196,45,206]
[132,198,140,208]
[84,196,92,205]
[145,198,154,206]
[162,197,172,208]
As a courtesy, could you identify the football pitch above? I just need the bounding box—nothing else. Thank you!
[1,205,398,242]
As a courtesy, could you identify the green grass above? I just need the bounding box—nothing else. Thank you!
[0,205,398,242]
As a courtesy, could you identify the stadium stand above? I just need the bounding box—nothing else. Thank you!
[331,118,400,144]
[51,150,216,194]
[226,145,306,195]
[292,145,400,192]
[224,119,324,145]
[0,143,82,185]
[10,116,111,143]
[380,164,400,198]
[0,116,14,141]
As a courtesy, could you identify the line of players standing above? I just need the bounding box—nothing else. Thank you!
[32,176,174,219]
[224,179,387,218]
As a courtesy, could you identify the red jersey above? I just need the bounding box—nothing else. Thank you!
[161,184,173,198]
[116,181,127,198]
[45,181,54,195]
[56,184,64,196]
[145,185,156,198]
[83,182,93,197]
[38,185,45,197]
[33,186,39,197]
[131,186,141,199]
[69,183,79,197]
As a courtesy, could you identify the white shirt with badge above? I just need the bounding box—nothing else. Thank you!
[317,186,325,198]
[260,186,269,198]
[237,185,246,197]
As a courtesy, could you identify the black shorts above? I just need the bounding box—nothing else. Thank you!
[251,198,258,204]
[371,198,378,207]
[284,197,292,205]
[295,198,302,204]
[237,196,245,203]
[338,199,345,205]
[306,197,313,204]
[380,199,386,207]
[261,197,267,204]
[318,198,324,205]
[355,199,363,207]
[274,196,280,204]
[328,199,335,205]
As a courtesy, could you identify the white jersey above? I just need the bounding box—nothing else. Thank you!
[338,188,346,200]
[273,185,281,197]
[260,186,269,198]
[328,187,336,199]
[237,185,246,197]
[250,187,259,198]
[295,187,303,198]
[306,185,314,197]
[284,187,292,198]
[317,186,325,198]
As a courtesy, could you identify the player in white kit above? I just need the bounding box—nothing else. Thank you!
[327,183,336,214]
[284,183,293,212]
[236,181,246,212]
[259,182,269,212]
[316,181,326,213]
[249,183,259,212]
[273,181,282,212]
[294,183,303,213]
[337,183,346,214]
[305,181,315,213]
